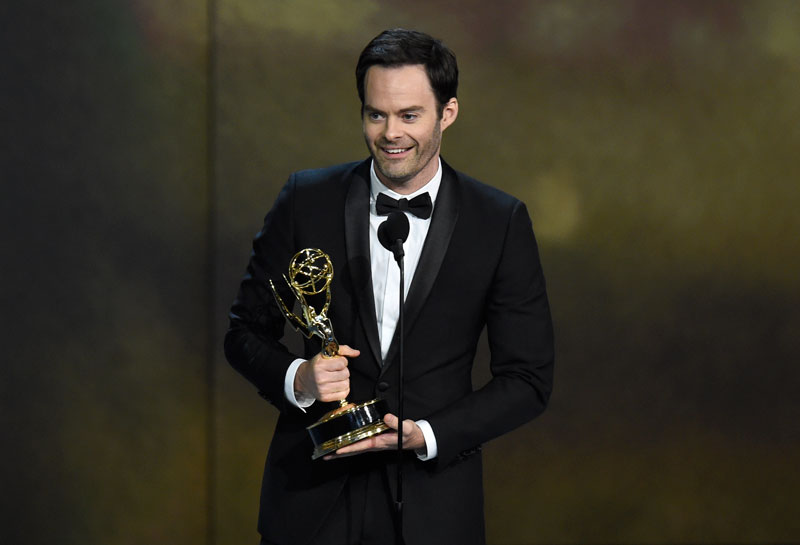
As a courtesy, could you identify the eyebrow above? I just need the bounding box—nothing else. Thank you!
[364,105,427,115]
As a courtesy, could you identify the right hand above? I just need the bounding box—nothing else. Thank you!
[294,344,359,403]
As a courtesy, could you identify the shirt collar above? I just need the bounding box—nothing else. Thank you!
[369,158,442,208]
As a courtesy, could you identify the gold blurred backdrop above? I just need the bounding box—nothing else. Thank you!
[2,1,799,544]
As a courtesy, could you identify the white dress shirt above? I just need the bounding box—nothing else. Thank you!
[284,159,442,460]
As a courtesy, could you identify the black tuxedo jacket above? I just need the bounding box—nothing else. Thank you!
[225,158,554,545]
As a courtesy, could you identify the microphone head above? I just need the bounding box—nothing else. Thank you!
[378,211,410,252]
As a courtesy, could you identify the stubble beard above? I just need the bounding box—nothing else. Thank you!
[367,124,442,191]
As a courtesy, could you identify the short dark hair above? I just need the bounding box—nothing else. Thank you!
[356,28,458,116]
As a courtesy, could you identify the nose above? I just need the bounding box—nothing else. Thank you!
[383,115,403,141]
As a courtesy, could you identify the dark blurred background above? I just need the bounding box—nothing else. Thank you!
[2,1,798,544]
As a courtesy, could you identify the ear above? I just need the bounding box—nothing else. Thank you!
[440,98,458,131]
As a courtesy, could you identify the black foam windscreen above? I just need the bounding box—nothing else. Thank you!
[378,211,410,252]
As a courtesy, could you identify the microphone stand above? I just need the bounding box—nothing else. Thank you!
[377,211,409,545]
[394,241,405,545]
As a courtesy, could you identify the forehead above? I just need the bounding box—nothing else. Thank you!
[363,64,436,109]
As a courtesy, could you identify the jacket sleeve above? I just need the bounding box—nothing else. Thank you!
[223,175,302,414]
[427,200,555,468]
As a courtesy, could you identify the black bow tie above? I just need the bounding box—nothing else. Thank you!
[375,192,433,220]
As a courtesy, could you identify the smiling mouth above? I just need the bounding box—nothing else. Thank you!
[382,147,411,155]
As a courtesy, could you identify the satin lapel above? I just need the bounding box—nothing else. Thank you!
[381,161,460,373]
[344,161,383,366]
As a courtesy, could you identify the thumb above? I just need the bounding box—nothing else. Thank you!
[337,344,361,358]
[383,413,399,430]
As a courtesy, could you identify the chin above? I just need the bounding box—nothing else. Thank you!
[379,167,415,186]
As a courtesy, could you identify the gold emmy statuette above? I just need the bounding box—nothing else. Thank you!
[270,248,390,459]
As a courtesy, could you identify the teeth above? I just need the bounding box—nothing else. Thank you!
[385,148,408,154]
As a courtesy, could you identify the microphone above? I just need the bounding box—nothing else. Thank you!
[378,210,410,541]
[378,211,409,263]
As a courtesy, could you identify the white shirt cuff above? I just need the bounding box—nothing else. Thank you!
[415,419,438,460]
[284,358,315,411]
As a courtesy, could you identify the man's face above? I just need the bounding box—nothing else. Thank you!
[362,64,457,194]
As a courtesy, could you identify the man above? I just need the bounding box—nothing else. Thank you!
[225,28,554,545]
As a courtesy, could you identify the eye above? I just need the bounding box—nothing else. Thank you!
[402,113,418,122]
[367,111,384,121]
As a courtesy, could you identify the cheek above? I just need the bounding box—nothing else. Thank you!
[414,126,438,149]
[363,126,380,144]
[361,119,373,135]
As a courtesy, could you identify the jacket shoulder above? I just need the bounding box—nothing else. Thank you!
[447,164,524,214]
[291,160,366,189]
